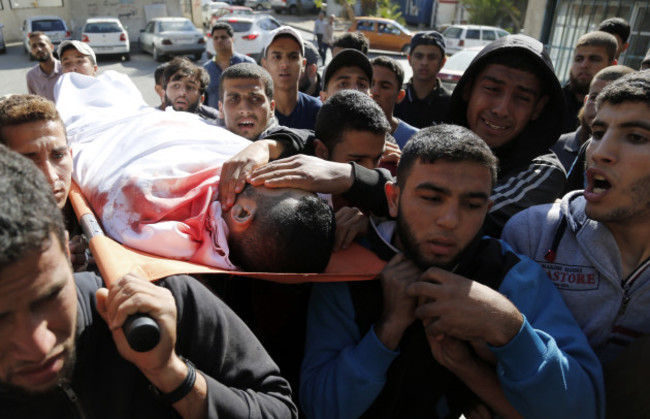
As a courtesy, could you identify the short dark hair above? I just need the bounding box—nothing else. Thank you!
[371,56,404,89]
[592,65,635,84]
[211,22,234,37]
[0,144,67,270]
[227,186,335,272]
[598,17,631,43]
[575,31,618,62]
[0,94,67,145]
[333,32,369,55]
[315,90,390,153]
[597,71,650,108]
[219,62,274,102]
[154,63,167,87]
[162,57,210,94]
[397,124,498,188]
[29,31,51,43]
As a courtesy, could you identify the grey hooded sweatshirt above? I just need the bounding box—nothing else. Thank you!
[502,190,650,365]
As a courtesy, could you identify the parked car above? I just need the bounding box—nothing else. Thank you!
[244,0,271,10]
[81,17,130,61]
[208,5,254,28]
[22,15,71,58]
[203,2,231,27]
[442,24,509,54]
[271,0,318,15]
[139,17,206,62]
[206,14,281,61]
[438,46,484,91]
[0,23,6,54]
[348,17,412,54]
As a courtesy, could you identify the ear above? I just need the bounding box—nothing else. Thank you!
[396,88,406,104]
[621,42,630,54]
[92,65,98,76]
[226,200,256,233]
[301,57,307,72]
[200,94,205,105]
[269,99,275,113]
[385,181,400,218]
[313,139,330,160]
[531,94,550,121]
[612,59,618,65]
[583,93,589,106]
[261,57,268,70]
[218,100,224,119]
[308,63,318,77]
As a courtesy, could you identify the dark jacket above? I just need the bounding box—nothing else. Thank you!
[446,35,567,236]
[0,273,297,418]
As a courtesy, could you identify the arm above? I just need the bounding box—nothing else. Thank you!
[96,274,297,419]
[485,155,566,236]
[249,157,392,216]
[300,254,421,419]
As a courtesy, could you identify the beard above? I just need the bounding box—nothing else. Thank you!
[395,209,457,271]
[36,52,51,63]
[569,71,590,96]
[1,343,76,396]
[164,93,200,114]
[585,173,650,224]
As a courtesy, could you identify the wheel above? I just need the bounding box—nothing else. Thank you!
[289,4,297,14]
[122,53,130,61]
[194,52,203,61]
[401,44,410,55]
[153,46,161,62]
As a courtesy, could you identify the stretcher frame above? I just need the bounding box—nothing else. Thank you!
[68,181,385,284]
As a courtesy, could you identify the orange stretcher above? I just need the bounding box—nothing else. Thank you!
[68,181,385,284]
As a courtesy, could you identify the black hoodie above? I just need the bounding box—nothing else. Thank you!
[447,35,567,236]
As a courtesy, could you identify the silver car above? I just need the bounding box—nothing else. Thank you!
[139,17,206,62]
[81,17,130,61]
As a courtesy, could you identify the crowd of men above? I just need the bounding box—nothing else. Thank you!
[1,13,649,418]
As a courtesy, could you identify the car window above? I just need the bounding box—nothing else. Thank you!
[145,22,154,33]
[356,20,375,32]
[159,20,196,32]
[225,20,253,32]
[85,22,122,33]
[466,29,480,40]
[33,20,66,32]
[443,27,463,39]
[497,29,509,38]
[482,30,496,41]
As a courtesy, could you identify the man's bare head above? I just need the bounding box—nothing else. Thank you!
[224,184,335,272]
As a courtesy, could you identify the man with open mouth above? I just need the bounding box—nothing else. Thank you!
[502,71,650,417]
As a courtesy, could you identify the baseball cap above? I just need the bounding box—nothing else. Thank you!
[322,48,372,90]
[57,40,97,65]
[303,41,319,66]
[263,26,305,57]
[410,31,446,55]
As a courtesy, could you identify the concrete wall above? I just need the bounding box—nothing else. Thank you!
[521,0,546,40]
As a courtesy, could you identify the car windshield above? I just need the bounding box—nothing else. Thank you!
[389,20,410,35]
[443,27,463,39]
[159,20,196,32]
[84,22,122,33]
[443,50,481,71]
[33,20,66,32]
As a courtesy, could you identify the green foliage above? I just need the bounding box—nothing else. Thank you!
[376,0,405,25]
[460,0,524,32]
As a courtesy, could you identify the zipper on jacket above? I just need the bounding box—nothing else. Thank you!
[59,380,89,419]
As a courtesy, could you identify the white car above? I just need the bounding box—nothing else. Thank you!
[139,17,206,62]
[22,15,71,59]
[438,46,484,91]
[207,14,280,61]
[442,25,509,54]
[81,17,130,61]
[202,2,230,28]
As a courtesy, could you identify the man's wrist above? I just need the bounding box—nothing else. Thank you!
[149,356,196,404]
[145,354,189,394]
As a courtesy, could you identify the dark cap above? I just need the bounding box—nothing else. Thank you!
[323,48,372,90]
[410,31,446,55]
[304,41,320,66]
